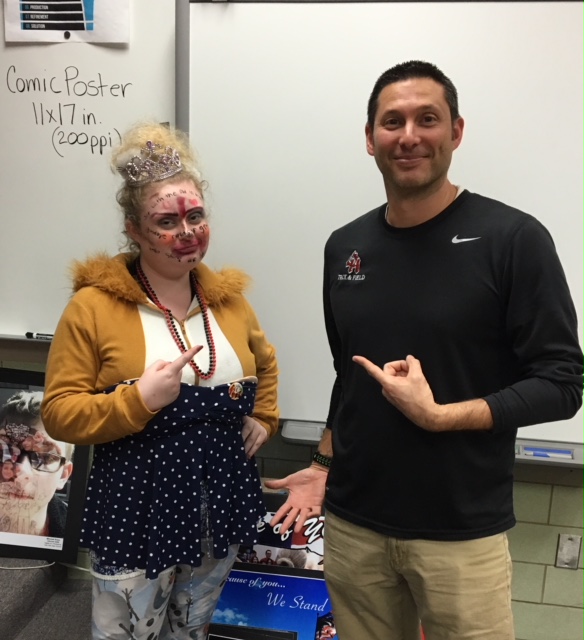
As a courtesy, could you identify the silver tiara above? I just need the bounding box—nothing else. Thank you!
[117,140,183,187]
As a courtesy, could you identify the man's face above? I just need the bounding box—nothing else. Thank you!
[365,77,464,196]
[0,422,72,514]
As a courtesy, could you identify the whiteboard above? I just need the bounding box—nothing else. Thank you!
[184,2,583,444]
[0,0,176,334]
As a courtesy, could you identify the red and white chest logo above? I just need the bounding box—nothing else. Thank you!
[338,251,366,281]
[345,251,361,274]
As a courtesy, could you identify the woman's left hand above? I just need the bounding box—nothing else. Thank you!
[241,416,268,458]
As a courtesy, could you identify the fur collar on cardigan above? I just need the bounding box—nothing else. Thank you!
[71,253,250,307]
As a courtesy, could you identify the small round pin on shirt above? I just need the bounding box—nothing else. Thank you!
[228,382,244,400]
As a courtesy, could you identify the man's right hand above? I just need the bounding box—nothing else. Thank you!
[264,466,328,534]
[137,345,203,412]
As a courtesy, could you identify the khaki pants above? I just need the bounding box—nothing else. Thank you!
[323,511,514,640]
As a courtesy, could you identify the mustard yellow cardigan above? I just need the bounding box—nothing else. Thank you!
[42,253,279,445]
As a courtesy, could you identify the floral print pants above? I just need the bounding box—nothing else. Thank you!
[91,542,237,640]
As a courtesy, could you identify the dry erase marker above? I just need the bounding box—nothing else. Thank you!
[523,446,573,460]
[25,332,54,340]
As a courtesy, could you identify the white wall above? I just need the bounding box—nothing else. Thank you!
[186,2,583,443]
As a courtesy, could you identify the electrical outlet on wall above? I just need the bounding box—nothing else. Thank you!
[555,534,582,569]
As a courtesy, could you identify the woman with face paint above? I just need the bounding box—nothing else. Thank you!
[41,122,279,640]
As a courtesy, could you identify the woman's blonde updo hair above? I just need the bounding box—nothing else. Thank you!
[111,122,207,253]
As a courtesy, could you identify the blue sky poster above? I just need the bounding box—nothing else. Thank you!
[211,567,337,640]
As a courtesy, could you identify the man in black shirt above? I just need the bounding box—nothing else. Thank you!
[266,61,582,639]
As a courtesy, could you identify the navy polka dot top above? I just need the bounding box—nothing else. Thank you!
[81,380,265,579]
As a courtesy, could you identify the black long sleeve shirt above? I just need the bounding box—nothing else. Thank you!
[323,190,582,539]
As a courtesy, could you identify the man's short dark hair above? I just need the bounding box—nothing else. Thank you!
[0,390,42,426]
[367,60,460,128]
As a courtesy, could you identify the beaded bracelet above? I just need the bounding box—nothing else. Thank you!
[312,451,332,468]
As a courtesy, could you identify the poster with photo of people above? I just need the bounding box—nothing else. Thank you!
[236,491,325,573]
[0,368,90,563]
[221,492,338,639]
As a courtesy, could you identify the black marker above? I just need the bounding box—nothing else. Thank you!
[25,332,54,341]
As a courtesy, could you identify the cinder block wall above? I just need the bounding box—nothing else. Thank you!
[256,428,320,479]
[258,428,584,640]
[509,465,583,640]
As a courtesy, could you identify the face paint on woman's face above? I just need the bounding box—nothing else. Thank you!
[139,180,210,265]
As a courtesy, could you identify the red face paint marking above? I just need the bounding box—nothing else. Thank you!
[177,196,187,217]
[138,181,209,266]
[174,196,203,219]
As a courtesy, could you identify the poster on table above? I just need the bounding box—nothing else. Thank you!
[235,491,325,572]
[210,565,336,640]
[3,0,129,43]
[209,492,337,639]
[0,368,90,563]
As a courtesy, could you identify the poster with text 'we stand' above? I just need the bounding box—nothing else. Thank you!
[210,566,336,640]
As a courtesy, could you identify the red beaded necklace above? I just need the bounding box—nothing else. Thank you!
[135,261,217,380]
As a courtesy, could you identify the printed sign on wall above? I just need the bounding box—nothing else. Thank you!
[4,0,129,43]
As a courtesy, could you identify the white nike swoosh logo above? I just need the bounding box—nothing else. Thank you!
[452,235,481,244]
